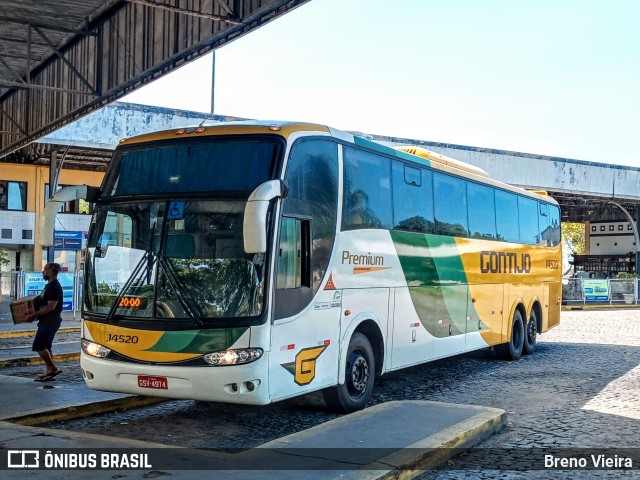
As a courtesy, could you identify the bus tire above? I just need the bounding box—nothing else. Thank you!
[497,310,524,361]
[523,309,538,355]
[322,332,375,413]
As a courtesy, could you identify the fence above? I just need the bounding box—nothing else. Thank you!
[0,270,84,320]
[563,277,638,306]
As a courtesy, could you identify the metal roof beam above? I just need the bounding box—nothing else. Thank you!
[0,36,50,47]
[0,57,27,84]
[216,0,235,17]
[0,16,98,36]
[0,105,26,134]
[126,0,242,24]
[0,80,99,96]
[31,25,99,95]
[0,51,31,60]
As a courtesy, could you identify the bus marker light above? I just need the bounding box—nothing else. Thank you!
[269,125,281,131]
[344,310,351,316]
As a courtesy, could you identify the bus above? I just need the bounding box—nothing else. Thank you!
[40,121,562,412]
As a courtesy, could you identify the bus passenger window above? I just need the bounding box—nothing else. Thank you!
[467,182,496,240]
[392,161,434,234]
[342,147,392,230]
[433,172,468,238]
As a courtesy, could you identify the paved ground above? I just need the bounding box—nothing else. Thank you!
[418,309,640,479]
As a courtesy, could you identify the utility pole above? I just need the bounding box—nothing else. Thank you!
[210,51,216,114]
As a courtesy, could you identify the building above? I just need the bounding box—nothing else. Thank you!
[0,164,102,272]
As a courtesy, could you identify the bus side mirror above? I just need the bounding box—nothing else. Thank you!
[243,180,288,254]
[39,185,100,246]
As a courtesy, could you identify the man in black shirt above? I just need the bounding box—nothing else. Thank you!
[27,262,64,381]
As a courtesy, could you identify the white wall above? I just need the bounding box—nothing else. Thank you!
[588,221,637,255]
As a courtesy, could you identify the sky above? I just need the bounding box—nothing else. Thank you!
[123,0,640,167]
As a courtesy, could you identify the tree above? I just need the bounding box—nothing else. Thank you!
[0,247,9,268]
[562,222,585,275]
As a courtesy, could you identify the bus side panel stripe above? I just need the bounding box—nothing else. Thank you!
[390,230,483,338]
[145,327,250,354]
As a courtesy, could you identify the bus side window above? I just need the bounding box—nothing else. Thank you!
[274,217,311,320]
[276,217,311,290]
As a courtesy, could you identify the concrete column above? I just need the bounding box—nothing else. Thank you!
[47,151,57,263]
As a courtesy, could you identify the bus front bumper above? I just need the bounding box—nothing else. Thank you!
[80,352,271,405]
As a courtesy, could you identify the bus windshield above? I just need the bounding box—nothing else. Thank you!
[102,135,282,197]
[84,199,265,321]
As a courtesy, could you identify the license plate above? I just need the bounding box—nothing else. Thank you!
[138,375,168,390]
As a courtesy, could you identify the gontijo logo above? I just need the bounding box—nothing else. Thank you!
[294,345,328,385]
[480,251,531,274]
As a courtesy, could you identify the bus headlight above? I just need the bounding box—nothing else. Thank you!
[203,348,263,366]
[82,339,111,358]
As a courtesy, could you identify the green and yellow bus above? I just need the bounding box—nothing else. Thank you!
[42,121,562,412]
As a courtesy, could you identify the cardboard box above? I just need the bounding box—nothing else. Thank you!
[10,296,39,324]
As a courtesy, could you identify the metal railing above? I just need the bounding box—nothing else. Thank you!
[563,277,638,306]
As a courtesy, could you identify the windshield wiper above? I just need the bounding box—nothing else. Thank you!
[105,250,154,323]
[105,219,158,323]
[158,256,204,327]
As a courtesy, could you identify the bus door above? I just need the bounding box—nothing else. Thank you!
[432,285,467,359]
[268,216,341,402]
[390,287,434,369]
[466,284,504,351]
[544,282,561,330]
[268,137,340,401]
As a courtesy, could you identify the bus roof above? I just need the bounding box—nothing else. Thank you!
[117,120,332,146]
[117,120,558,205]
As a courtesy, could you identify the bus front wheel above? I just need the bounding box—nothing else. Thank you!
[322,332,375,413]
[497,310,524,361]
[523,309,538,355]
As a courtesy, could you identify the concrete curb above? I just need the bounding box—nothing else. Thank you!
[562,304,640,310]
[261,400,506,479]
[0,352,80,367]
[0,326,80,339]
[2,395,167,425]
[377,407,505,480]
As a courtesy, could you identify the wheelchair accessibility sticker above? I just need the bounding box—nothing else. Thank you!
[167,201,185,220]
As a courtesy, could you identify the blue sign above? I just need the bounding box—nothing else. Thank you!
[24,272,74,312]
[167,201,185,220]
[54,231,84,251]
[583,279,610,302]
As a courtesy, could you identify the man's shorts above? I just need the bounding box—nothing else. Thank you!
[32,324,61,352]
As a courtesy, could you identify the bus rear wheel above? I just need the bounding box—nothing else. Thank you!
[497,310,524,361]
[523,309,538,355]
[322,332,375,413]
